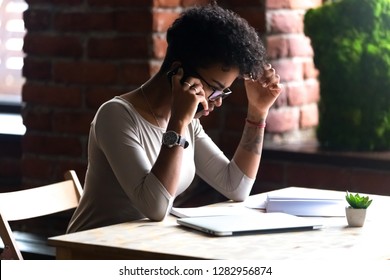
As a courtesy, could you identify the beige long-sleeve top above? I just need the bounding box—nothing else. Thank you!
[67,96,254,233]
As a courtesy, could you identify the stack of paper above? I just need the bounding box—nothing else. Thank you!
[265,188,346,217]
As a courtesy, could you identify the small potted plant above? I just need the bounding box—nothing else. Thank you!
[345,191,373,227]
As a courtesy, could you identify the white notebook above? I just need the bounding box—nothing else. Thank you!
[177,212,322,236]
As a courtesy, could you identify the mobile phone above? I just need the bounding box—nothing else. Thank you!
[167,66,205,114]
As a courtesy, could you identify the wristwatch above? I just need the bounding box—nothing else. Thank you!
[162,130,189,149]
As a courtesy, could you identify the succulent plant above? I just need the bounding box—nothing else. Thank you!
[345,191,373,209]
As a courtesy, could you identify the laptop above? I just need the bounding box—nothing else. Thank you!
[177,212,323,236]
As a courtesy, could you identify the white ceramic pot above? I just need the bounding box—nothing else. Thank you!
[345,207,367,227]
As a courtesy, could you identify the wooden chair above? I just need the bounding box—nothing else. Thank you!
[0,170,83,260]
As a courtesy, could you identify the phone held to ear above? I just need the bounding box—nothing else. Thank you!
[167,67,205,114]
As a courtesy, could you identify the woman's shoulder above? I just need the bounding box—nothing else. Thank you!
[91,96,143,131]
[99,96,134,109]
[96,96,138,117]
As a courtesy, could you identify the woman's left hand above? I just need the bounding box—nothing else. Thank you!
[244,63,283,118]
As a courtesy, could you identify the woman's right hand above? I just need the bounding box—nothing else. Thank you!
[170,68,208,126]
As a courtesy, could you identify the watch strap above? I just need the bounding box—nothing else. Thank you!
[178,135,189,149]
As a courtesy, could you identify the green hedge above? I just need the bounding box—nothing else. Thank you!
[304,0,390,150]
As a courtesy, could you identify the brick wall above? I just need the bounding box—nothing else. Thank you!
[265,0,321,143]
[21,0,321,187]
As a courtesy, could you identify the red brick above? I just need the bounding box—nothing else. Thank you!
[54,12,114,32]
[267,0,322,9]
[22,83,82,107]
[267,35,289,59]
[266,106,300,133]
[28,0,82,4]
[22,134,83,157]
[154,0,181,7]
[115,10,153,32]
[23,155,86,187]
[287,79,319,106]
[52,112,95,134]
[153,35,168,59]
[274,87,289,108]
[21,156,56,180]
[88,36,148,59]
[227,0,265,6]
[153,11,180,32]
[305,79,320,103]
[300,103,318,128]
[267,35,313,59]
[288,35,313,57]
[292,0,322,9]
[53,61,118,85]
[303,58,319,79]
[234,8,266,32]
[121,62,153,85]
[86,87,126,109]
[269,10,304,34]
[22,110,52,131]
[287,82,307,106]
[267,0,290,9]
[23,34,83,58]
[182,0,211,7]
[23,9,51,31]
[87,0,153,6]
[22,58,52,80]
[271,59,304,82]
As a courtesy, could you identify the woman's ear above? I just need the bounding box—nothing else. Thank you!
[167,61,183,85]
[169,61,182,71]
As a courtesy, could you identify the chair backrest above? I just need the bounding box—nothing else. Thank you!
[0,170,83,260]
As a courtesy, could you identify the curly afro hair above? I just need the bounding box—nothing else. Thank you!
[161,3,267,79]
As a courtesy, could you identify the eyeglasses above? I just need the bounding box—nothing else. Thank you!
[194,71,232,102]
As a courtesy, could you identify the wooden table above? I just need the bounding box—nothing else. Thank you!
[48,188,390,260]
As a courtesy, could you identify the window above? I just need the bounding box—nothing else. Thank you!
[0,0,27,104]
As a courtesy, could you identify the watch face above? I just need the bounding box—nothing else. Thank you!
[163,131,179,146]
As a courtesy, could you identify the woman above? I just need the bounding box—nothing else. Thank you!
[67,3,282,233]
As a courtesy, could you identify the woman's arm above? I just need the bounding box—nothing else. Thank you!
[194,123,254,202]
[95,100,175,221]
[233,64,283,179]
[194,65,282,202]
